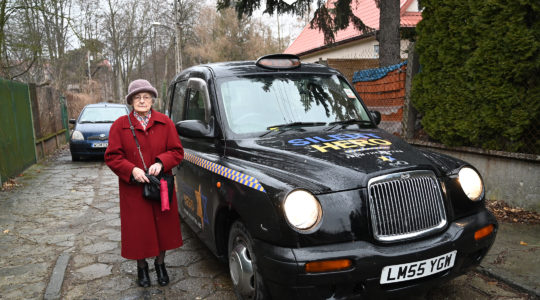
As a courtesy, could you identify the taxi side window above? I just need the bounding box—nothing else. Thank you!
[171,80,187,123]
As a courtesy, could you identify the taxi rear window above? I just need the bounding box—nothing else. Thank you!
[218,74,370,134]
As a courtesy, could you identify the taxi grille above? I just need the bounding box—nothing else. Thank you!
[368,170,447,242]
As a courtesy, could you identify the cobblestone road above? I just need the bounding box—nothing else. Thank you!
[0,148,533,299]
[0,150,235,299]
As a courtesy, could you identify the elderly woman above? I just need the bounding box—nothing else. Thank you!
[105,79,184,287]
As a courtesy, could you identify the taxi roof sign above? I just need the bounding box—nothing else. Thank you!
[256,54,301,70]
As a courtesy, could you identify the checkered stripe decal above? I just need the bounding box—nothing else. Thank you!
[184,153,266,193]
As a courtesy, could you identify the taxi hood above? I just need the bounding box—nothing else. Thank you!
[225,128,450,194]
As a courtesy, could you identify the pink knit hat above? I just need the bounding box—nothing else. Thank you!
[125,79,158,105]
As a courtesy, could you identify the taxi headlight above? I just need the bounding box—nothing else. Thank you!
[71,130,84,141]
[283,190,322,231]
[458,167,484,201]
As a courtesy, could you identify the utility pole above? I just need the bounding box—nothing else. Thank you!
[152,25,158,86]
[87,50,92,96]
[173,0,182,73]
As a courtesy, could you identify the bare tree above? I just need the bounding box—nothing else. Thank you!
[39,0,72,88]
[0,0,302,95]
[102,0,152,100]
[69,0,106,95]
[185,6,282,64]
[174,0,199,71]
[0,0,42,80]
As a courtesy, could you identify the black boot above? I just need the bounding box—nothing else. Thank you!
[137,263,151,287]
[154,261,170,286]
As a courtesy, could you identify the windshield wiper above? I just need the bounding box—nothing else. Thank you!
[267,122,326,130]
[260,122,326,137]
[79,120,95,123]
[329,119,373,126]
[326,119,374,130]
[94,120,115,123]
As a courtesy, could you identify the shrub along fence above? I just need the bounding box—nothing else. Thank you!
[411,0,539,155]
[65,92,103,122]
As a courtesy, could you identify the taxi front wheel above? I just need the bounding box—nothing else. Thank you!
[228,221,270,300]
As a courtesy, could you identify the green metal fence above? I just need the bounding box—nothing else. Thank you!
[0,78,36,184]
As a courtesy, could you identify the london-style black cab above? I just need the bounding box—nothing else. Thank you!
[165,54,497,299]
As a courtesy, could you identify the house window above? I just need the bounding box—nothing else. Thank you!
[374,44,379,58]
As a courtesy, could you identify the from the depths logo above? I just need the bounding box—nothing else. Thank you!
[288,133,392,153]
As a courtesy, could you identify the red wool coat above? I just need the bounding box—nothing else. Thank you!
[105,109,184,260]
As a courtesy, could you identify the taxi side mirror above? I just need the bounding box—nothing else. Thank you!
[370,110,381,125]
[176,119,216,138]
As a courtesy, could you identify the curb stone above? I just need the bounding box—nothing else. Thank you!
[44,253,71,300]
[477,266,540,299]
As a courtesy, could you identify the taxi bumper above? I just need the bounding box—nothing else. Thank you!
[253,209,498,299]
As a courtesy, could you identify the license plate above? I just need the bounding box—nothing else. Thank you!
[380,250,457,284]
[92,142,108,148]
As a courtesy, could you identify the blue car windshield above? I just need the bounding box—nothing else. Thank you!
[79,107,128,123]
[218,74,371,134]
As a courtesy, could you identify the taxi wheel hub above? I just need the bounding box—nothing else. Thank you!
[229,240,255,297]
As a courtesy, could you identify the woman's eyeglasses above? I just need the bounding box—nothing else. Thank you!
[134,95,152,102]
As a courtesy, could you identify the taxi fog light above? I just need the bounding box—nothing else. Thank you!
[458,167,484,201]
[305,259,352,273]
[71,130,84,141]
[283,190,322,231]
[474,224,494,240]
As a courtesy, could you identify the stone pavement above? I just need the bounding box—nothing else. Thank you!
[479,222,540,297]
[0,149,235,299]
[0,148,537,300]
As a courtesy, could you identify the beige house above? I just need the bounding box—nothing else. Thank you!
[284,0,422,63]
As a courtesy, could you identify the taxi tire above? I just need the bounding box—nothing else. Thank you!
[228,221,270,300]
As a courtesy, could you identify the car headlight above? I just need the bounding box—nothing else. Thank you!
[71,130,84,141]
[458,167,484,201]
[283,190,322,231]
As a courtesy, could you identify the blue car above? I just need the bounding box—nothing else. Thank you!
[69,102,129,161]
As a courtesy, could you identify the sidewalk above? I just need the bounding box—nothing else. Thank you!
[479,221,540,298]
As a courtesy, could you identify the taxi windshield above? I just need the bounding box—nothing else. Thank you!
[218,74,371,135]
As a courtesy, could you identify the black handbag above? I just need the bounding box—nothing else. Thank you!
[127,115,173,202]
[143,173,174,202]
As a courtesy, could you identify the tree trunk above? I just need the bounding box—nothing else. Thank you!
[0,0,7,71]
[377,0,401,67]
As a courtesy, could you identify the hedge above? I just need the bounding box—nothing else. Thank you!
[412,0,540,154]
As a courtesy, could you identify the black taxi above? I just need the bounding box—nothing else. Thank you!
[166,54,498,299]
